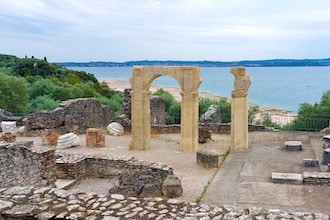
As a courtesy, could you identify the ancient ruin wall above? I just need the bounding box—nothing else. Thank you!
[0,142,56,188]
[23,98,112,134]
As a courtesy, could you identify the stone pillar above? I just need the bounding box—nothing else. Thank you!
[230,67,252,151]
[86,128,105,148]
[131,88,151,150]
[181,91,199,152]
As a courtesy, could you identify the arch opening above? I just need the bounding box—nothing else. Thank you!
[130,66,201,152]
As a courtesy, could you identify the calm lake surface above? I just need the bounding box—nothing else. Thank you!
[69,66,330,113]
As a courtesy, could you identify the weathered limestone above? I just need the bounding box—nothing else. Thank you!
[323,135,330,148]
[200,104,221,124]
[150,95,166,125]
[285,140,302,151]
[0,142,56,188]
[23,98,112,134]
[130,66,201,152]
[322,148,330,165]
[230,67,251,151]
[107,122,124,136]
[0,121,16,134]
[41,129,59,145]
[0,132,16,142]
[198,126,211,144]
[272,172,303,185]
[86,128,105,148]
[302,158,319,167]
[197,150,219,168]
[56,133,79,149]
[161,175,183,198]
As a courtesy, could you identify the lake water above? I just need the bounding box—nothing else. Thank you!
[69,66,330,113]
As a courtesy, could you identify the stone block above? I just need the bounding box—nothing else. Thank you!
[196,150,219,168]
[161,175,182,198]
[86,128,105,148]
[323,135,330,149]
[303,172,330,185]
[285,141,302,151]
[272,172,303,185]
[198,127,211,144]
[322,148,330,165]
[41,129,59,145]
[107,122,124,136]
[0,121,16,134]
[56,133,79,149]
[302,158,319,167]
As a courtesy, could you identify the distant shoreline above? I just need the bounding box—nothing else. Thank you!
[58,58,330,68]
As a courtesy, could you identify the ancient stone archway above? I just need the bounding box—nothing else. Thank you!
[130,66,201,152]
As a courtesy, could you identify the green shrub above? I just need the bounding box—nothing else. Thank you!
[0,73,29,115]
[31,95,59,112]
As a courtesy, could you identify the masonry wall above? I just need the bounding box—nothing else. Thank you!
[0,142,56,188]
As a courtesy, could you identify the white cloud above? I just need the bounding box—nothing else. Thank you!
[0,0,329,61]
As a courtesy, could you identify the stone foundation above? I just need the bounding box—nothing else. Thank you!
[0,142,56,188]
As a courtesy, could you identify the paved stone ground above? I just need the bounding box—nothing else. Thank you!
[202,131,330,215]
[12,130,330,218]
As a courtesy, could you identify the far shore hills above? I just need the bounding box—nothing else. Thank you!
[57,58,330,67]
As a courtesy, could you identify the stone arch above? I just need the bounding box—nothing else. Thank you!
[130,66,201,152]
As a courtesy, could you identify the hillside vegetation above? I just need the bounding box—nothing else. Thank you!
[0,54,123,116]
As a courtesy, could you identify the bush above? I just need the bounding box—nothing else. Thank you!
[28,77,56,99]
[0,73,30,115]
[31,95,59,112]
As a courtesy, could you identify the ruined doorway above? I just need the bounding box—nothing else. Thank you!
[130,66,201,152]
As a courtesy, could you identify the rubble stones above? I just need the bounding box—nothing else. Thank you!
[200,104,221,124]
[198,126,211,144]
[161,175,183,198]
[0,186,328,219]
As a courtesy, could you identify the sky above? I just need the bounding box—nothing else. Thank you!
[1,0,330,62]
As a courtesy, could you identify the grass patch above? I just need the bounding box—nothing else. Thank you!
[195,181,210,204]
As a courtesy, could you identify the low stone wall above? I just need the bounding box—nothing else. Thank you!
[272,172,330,185]
[0,186,329,219]
[303,172,330,185]
[0,142,56,188]
[55,153,173,180]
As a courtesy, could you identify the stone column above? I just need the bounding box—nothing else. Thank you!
[131,89,151,150]
[230,67,252,151]
[181,91,199,152]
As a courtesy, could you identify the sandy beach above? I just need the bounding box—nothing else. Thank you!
[99,78,297,125]
[99,78,223,101]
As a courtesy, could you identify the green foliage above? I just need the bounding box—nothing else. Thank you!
[0,54,18,74]
[153,88,177,112]
[286,90,330,131]
[0,73,29,115]
[199,97,231,123]
[153,89,181,124]
[0,54,123,116]
[28,77,56,99]
[167,101,181,124]
[31,95,59,112]
[248,105,260,124]
[97,91,123,117]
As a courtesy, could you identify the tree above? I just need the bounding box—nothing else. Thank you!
[0,73,29,115]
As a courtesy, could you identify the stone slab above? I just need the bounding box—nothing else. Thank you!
[272,172,303,185]
[285,140,302,151]
[302,158,319,167]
